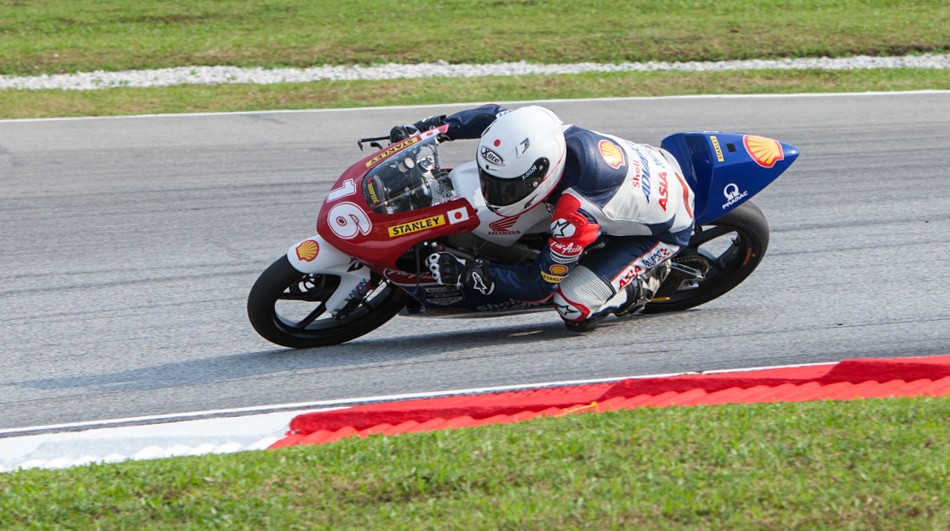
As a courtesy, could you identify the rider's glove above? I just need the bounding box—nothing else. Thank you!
[389,115,448,144]
[427,252,495,295]
[414,115,446,133]
[388,125,419,144]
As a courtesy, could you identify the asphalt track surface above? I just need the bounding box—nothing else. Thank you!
[1,92,948,431]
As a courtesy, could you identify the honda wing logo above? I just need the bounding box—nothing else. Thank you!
[488,215,520,236]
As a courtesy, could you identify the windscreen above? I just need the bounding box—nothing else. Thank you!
[362,136,457,214]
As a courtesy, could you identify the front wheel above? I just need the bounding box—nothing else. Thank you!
[644,201,770,314]
[247,256,406,348]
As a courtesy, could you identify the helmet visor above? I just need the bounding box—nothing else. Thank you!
[479,157,550,207]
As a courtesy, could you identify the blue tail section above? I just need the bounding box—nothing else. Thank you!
[661,133,799,225]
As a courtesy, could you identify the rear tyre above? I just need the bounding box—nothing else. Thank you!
[644,201,769,314]
[247,255,406,348]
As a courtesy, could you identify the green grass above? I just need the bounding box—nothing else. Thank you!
[2,0,948,75]
[2,68,947,119]
[2,397,947,528]
[1,0,948,119]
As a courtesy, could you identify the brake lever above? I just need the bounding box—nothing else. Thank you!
[357,135,390,151]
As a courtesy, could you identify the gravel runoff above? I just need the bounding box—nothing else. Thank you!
[2,54,948,91]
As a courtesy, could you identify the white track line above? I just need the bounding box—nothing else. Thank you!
[2,89,947,124]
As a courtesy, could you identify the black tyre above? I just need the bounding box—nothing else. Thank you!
[247,255,406,348]
[644,201,769,314]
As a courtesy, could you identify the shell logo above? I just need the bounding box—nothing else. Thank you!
[295,240,320,262]
[598,140,626,170]
[743,135,784,168]
[549,264,569,276]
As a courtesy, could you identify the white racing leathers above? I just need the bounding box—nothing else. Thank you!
[440,105,695,323]
[483,126,696,323]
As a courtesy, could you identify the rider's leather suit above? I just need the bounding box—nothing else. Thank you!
[440,104,695,323]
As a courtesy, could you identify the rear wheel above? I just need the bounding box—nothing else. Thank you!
[644,201,769,313]
[247,256,406,348]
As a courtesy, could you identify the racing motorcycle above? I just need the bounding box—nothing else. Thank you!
[248,124,799,348]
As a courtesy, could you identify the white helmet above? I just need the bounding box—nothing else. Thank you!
[476,106,567,218]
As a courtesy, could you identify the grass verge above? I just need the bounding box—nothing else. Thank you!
[2,397,948,528]
[3,1,948,76]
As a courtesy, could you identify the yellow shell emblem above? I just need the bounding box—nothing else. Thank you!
[598,140,626,169]
[549,264,569,276]
[743,135,784,168]
[295,240,320,262]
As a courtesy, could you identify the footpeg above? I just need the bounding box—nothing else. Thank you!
[653,262,705,299]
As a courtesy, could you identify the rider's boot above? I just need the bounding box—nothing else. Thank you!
[560,261,671,332]
[614,261,671,317]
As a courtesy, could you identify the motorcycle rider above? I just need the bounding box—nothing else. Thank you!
[390,104,695,332]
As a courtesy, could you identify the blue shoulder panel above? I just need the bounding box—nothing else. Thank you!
[561,127,626,208]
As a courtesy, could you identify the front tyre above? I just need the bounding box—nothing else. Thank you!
[247,256,406,348]
[644,201,770,314]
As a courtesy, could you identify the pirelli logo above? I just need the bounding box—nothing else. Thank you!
[366,137,420,168]
[388,215,446,237]
[710,135,725,163]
